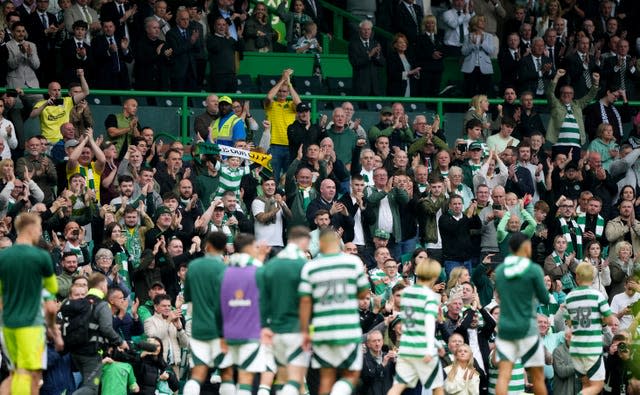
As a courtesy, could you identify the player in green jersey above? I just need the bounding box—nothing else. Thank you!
[183,231,228,395]
[388,258,444,395]
[564,261,614,395]
[494,232,549,395]
[0,213,60,395]
[299,229,370,395]
[260,226,311,395]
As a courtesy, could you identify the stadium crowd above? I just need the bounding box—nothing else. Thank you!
[1,0,640,395]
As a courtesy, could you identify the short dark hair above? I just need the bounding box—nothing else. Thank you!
[501,117,517,128]
[465,118,483,131]
[315,209,330,218]
[288,226,310,240]
[153,294,172,305]
[72,20,88,30]
[162,191,179,201]
[509,232,530,253]
[233,233,255,254]
[206,231,228,251]
[164,148,182,160]
[10,21,25,31]
[118,174,134,185]
[88,272,107,289]
[62,251,78,261]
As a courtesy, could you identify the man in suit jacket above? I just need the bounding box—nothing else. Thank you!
[565,35,599,99]
[543,28,564,72]
[166,9,199,91]
[99,0,137,44]
[134,18,169,92]
[91,20,132,89]
[602,39,638,99]
[60,20,93,85]
[498,33,521,92]
[64,0,100,41]
[6,22,40,90]
[207,16,243,93]
[27,0,59,85]
[16,0,35,21]
[393,0,422,47]
[348,20,385,101]
[518,37,554,98]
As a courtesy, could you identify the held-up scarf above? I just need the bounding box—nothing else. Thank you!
[576,213,604,239]
[559,217,583,259]
[552,251,576,290]
[600,101,623,138]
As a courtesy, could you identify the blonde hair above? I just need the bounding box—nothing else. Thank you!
[422,14,437,34]
[575,261,595,284]
[468,15,486,33]
[415,258,441,282]
[14,212,41,234]
[446,267,468,295]
[447,344,478,381]
[470,95,488,115]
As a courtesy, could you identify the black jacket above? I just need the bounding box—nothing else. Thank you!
[439,213,481,261]
[360,350,394,395]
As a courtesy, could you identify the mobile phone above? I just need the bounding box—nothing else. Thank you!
[492,204,502,210]
[53,98,64,105]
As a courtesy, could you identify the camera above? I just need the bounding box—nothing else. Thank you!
[457,143,468,153]
[108,340,160,362]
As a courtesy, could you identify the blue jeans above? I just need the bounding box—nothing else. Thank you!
[444,260,472,279]
[269,145,290,184]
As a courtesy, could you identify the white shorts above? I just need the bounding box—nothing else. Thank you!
[573,355,605,381]
[273,333,311,368]
[189,338,225,368]
[311,343,362,371]
[394,356,443,390]
[495,335,545,368]
[219,342,269,373]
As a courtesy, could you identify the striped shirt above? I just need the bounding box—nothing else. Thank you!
[564,286,612,357]
[397,284,440,359]
[214,161,251,200]
[299,252,369,345]
[488,358,525,394]
[557,105,581,147]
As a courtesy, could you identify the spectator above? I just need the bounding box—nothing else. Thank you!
[386,33,420,97]
[194,94,218,141]
[516,91,546,140]
[602,39,638,99]
[264,68,301,182]
[91,20,132,90]
[293,21,322,54]
[252,177,291,253]
[546,69,600,161]
[276,0,312,50]
[348,19,384,99]
[207,16,244,93]
[368,106,412,151]
[605,199,640,258]
[414,15,444,97]
[134,17,169,91]
[498,33,521,92]
[439,195,481,276]
[584,89,629,144]
[442,0,472,56]
[244,2,277,53]
[361,330,395,395]
[444,344,480,394]
[565,35,599,99]
[518,37,554,98]
[60,20,92,85]
[461,15,495,97]
[29,72,90,143]
[105,98,140,157]
[16,135,57,205]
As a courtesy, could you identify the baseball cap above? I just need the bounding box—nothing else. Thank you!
[64,139,80,149]
[219,96,233,105]
[296,102,310,112]
[154,205,172,220]
[380,106,392,115]
[469,141,483,151]
[564,162,579,171]
[373,229,390,240]
[150,281,165,289]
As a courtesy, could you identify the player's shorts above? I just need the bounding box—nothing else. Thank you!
[573,355,605,381]
[272,333,311,368]
[2,326,46,370]
[311,343,362,371]
[189,338,226,368]
[495,335,545,368]
[394,356,443,390]
[219,342,270,372]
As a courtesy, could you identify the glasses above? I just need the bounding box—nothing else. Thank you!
[384,266,397,269]
[98,256,111,261]
[559,205,574,208]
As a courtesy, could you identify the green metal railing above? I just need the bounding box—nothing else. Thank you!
[5,88,638,144]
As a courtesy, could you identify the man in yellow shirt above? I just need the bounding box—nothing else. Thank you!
[29,68,90,143]
[66,127,106,202]
[264,68,301,182]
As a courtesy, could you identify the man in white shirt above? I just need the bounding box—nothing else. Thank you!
[442,0,472,56]
[610,277,640,331]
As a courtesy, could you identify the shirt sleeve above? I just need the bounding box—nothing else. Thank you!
[298,265,312,297]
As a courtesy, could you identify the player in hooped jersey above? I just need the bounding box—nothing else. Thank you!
[299,229,370,395]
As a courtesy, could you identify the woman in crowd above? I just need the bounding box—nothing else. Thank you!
[93,247,131,295]
[0,159,14,191]
[580,240,611,299]
[587,123,619,171]
[244,2,278,53]
[386,33,421,97]
[473,149,508,193]
[100,141,120,205]
[461,15,495,97]
[446,266,470,300]
[277,0,312,51]
[535,0,563,38]
[463,95,502,141]
[544,235,579,293]
[415,15,445,98]
[608,241,638,300]
[444,344,480,395]
[117,146,145,180]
